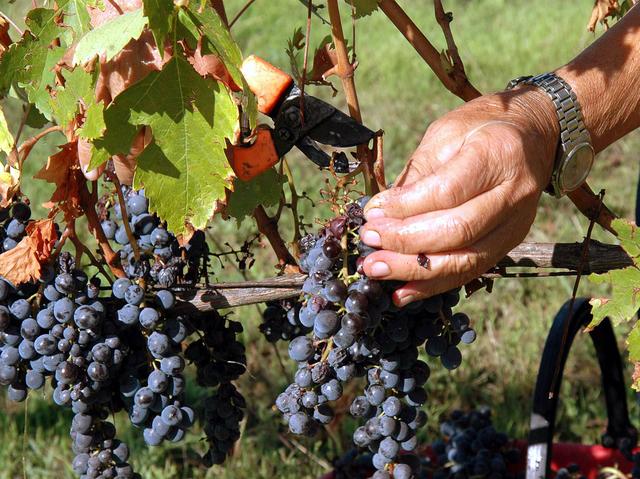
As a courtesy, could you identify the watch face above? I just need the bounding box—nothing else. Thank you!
[559,143,595,193]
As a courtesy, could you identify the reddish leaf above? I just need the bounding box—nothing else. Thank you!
[311,40,340,81]
[0,219,57,286]
[34,141,84,219]
[587,0,620,31]
[0,17,12,56]
[184,38,241,91]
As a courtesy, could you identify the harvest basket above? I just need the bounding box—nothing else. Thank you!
[321,298,639,479]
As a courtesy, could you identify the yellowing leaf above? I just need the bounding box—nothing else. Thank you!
[0,167,20,208]
[0,105,13,155]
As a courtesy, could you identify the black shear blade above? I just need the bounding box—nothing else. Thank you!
[295,136,351,173]
[304,106,375,148]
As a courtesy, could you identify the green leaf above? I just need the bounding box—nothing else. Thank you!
[343,0,379,18]
[78,101,106,140]
[628,321,640,362]
[227,169,285,220]
[59,0,94,37]
[187,5,242,85]
[611,218,640,258]
[0,8,66,111]
[50,67,95,127]
[184,5,257,127]
[588,266,640,328]
[88,143,110,170]
[0,106,13,155]
[627,321,640,390]
[73,9,148,65]
[97,56,237,235]
[143,0,174,55]
[22,46,66,120]
[25,107,49,129]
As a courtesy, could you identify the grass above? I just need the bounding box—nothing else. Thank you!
[1,0,640,478]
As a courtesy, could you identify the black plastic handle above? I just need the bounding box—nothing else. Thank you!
[526,298,637,478]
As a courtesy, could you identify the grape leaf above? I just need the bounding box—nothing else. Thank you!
[73,9,148,65]
[34,141,84,219]
[78,101,106,140]
[589,267,640,328]
[95,56,237,235]
[183,5,257,127]
[59,0,94,37]
[628,321,640,363]
[0,8,67,118]
[50,67,95,127]
[227,169,285,220]
[143,0,174,55]
[589,219,640,328]
[343,0,379,18]
[0,167,20,208]
[0,105,13,155]
[0,219,57,286]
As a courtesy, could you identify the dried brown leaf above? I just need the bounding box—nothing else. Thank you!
[34,141,84,219]
[588,0,620,31]
[0,219,57,286]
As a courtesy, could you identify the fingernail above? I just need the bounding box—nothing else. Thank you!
[395,294,415,307]
[365,208,385,220]
[361,230,382,248]
[370,261,391,277]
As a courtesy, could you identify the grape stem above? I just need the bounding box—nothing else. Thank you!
[79,180,125,278]
[283,159,302,257]
[109,172,141,263]
[67,220,115,286]
[326,0,377,196]
[229,0,256,28]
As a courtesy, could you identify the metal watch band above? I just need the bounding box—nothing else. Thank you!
[506,73,593,197]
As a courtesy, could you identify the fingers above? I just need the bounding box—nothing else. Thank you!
[361,218,524,306]
[359,184,512,254]
[364,142,500,221]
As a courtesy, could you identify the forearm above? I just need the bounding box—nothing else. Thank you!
[556,5,640,153]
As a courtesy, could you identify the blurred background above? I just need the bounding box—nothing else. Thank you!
[0,0,639,477]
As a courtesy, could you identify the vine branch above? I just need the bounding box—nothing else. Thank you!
[378,0,481,101]
[254,205,297,267]
[174,240,634,312]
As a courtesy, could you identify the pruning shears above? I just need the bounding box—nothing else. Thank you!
[230,55,375,181]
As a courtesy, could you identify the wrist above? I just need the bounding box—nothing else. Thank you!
[500,87,560,185]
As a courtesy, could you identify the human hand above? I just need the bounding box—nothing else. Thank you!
[360,88,560,306]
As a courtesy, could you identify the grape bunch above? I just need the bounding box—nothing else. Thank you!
[430,409,522,479]
[260,300,308,343]
[0,189,251,477]
[0,200,33,252]
[275,199,477,479]
[100,187,207,288]
[0,242,141,478]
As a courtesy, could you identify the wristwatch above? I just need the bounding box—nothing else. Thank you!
[506,72,595,198]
